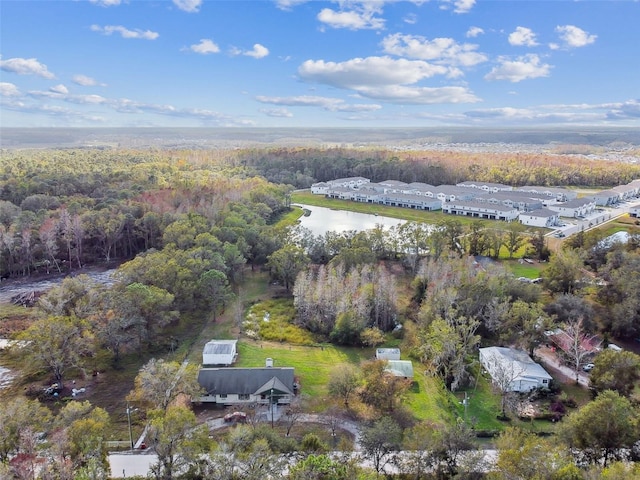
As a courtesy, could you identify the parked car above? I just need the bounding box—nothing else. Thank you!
[583,363,595,372]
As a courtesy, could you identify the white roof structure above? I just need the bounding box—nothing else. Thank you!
[385,360,414,378]
[376,348,401,361]
[203,339,238,366]
[479,347,552,393]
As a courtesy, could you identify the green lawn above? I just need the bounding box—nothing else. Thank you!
[236,340,370,403]
[272,205,306,228]
[505,260,545,279]
[406,369,457,424]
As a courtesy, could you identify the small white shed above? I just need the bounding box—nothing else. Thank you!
[376,348,401,361]
[203,340,238,366]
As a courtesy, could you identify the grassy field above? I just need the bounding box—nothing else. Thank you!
[236,340,371,404]
[272,205,306,228]
[406,369,458,424]
[505,260,545,279]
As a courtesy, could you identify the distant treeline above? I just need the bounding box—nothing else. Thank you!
[1,146,639,279]
[0,149,290,280]
[239,147,640,189]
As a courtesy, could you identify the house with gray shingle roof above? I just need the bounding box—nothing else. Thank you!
[197,366,296,405]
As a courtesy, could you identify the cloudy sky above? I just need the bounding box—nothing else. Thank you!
[1,0,638,128]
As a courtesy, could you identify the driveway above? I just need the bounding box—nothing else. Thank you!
[535,347,590,387]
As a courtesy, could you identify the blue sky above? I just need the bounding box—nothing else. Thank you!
[1,0,638,128]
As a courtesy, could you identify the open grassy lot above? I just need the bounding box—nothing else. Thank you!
[236,340,370,403]
[505,259,545,279]
[406,369,458,424]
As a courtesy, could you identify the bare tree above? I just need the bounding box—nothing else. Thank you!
[484,352,526,418]
[281,401,304,437]
[563,317,593,383]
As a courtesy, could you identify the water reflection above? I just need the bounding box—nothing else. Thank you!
[294,204,406,237]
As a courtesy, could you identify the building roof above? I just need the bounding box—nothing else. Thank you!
[443,200,519,213]
[330,176,370,184]
[556,197,595,208]
[517,186,572,195]
[198,367,295,396]
[480,346,552,381]
[520,208,558,218]
[385,360,414,378]
[476,191,546,203]
[203,340,237,356]
[456,181,512,190]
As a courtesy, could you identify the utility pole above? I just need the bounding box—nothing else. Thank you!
[126,402,137,451]
[461,392,469,423]
[270,388,274,428]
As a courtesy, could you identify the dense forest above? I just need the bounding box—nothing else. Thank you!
[0,147,639,479]
[2,146,640,280]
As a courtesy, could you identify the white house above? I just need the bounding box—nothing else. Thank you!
[442,201,520,221]
[329,177,370,188]
[196,365,296,405]
[378,192,442,211]
[310,182,330,194]
[202,340,238,366]
[591,190,620,207]
[548,198,596,218]
[479,347,552,393]
[456,181,513,193]
[519,208,560,227]
[631,205,640,218]
[516,186,577,202]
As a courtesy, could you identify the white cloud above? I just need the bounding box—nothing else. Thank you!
[556,25,597,48]
[381,33,487,67]
[354,85,480,104]
[509,26,538,47]
[605,99,640,120]
[0,82,21,97]
[68,94,108,105]
[173,0,202,13]
[50,84,69,95]
[404,13,417,25]
[317,4,385,30]
[72,74,105,86]
[484,54,551,82]
[548,43,559,51]
[466,26,484,38]
[244,44,269,59]
[230,44,270,59]
[189,39,220,54]
[255,95,382,112]
[299,56,449,89]
[89,0,122,6]
[439,0,475,14]
[275,0,309,10]
[90,24,159,40]
[259,108,294,118]
[0,57,55,79]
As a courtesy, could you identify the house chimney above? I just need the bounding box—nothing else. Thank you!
[265,358,273,368]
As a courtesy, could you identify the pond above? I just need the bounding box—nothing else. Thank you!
[294,204,407,237]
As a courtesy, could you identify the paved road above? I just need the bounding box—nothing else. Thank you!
[549,198,640,240]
